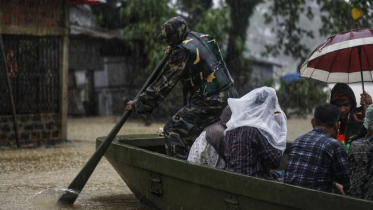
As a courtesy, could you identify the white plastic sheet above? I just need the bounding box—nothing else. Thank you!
[225,87,287,153]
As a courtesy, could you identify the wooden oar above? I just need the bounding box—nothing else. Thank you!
[57,52,171,205]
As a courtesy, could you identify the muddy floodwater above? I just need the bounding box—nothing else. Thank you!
[0,116,311,210]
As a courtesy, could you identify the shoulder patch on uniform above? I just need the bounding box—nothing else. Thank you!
[182,39,193,44]
[200,34,209,37]
[194,48,200,64]
[206,71,215,82]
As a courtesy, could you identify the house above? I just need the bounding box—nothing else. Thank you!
[249,57,283,89]
[68,4,136,117]
[0,0,69,147]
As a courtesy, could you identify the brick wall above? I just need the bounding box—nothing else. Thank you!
[0,0,64,27]
[0,113,62,147]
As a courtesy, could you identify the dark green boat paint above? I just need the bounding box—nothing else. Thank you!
[96,134,373,210]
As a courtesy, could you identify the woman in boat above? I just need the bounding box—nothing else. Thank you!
[223,87,287,180]
[348,104,373,200]
[187,105,231,169]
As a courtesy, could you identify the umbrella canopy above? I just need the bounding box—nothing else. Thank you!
[300,28,373,84]
[70,0,106,5]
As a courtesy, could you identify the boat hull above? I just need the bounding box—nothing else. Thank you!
[97,134,373,210]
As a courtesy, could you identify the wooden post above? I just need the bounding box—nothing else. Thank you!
[0,27,21,148]
[60,0,69,141]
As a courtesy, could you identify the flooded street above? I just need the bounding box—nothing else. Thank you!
[0,117,166,210]
[0,116,311,210]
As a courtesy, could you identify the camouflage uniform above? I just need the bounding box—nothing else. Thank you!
[133,17,238,159]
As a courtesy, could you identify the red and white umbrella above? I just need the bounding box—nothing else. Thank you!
[69,0,106,5]
[300,28,373,92]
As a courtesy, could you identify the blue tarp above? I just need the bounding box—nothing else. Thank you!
[283,73,302,82]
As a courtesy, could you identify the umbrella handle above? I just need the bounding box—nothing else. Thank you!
[352,104,367,123]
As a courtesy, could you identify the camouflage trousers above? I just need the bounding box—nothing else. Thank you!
[164,87,238,159]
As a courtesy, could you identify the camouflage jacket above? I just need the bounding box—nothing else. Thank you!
[134,31,234,115]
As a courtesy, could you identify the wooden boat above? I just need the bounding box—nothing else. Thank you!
[96,134,373,210]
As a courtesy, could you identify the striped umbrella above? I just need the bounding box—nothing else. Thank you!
[69,0,106,5]
[300,28,373,93]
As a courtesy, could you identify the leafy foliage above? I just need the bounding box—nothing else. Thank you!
[318,0,373,36]
[91,4,126,29]
[263,0,314,61]
[264,0,373,62]
[175,0,213,29]
[193,5,231,54]
[119,0,176,76]
[225,0,263,95]
[276,78,329,117]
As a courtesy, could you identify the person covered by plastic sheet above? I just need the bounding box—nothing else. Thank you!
[125,16,238,159]
[284,104,350,195]
[223,87,287,180]
[187,105,231,169]
[330,83,372,151]
[348,104,373,200]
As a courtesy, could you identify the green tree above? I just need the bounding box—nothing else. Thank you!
[119,0,176,78]
[225,0,262,95]
[181,1,231,48]
[276,78,329,117]
[91,3,126,29]
[264,0,373,62]
[175,0,213,29]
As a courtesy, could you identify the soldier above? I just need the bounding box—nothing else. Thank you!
[125,16,238,159]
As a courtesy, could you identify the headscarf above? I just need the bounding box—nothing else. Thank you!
[205,105,232,159]
[225,87,287,153]
[364,104,373,130]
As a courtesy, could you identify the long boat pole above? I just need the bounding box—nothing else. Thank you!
[57,51,171,205]
[0,27,21,148]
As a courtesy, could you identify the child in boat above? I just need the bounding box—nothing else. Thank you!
[223,87,287,180]
[348,104,373,200]
[284,104,350,194]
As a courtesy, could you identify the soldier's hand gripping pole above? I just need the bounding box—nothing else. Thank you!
[57,52,171,205]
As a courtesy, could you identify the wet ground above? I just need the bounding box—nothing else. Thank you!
[0,117,166,210]
[0,116,311,210]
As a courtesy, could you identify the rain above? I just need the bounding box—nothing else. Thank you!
[1,0,373,209]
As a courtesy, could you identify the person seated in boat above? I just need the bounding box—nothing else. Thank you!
[330,83,372,152]
[187,105,231,169]
[348,104,373,200]
[223,87,287,180]
[125,16,238,160]
[284,104,350,194]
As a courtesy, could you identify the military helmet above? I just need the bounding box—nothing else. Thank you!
[157,16,189,45]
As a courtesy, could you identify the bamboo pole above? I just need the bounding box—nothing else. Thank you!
[0,29,21,148]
